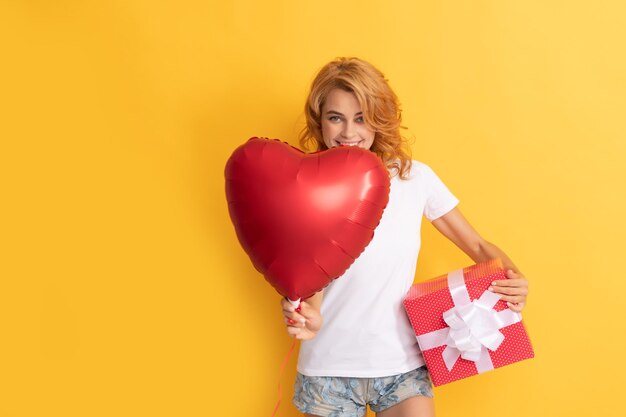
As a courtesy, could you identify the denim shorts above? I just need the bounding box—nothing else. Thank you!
[292,366,433,417]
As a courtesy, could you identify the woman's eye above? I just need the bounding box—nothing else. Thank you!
[355,117,364,123]
[329,116,341,122]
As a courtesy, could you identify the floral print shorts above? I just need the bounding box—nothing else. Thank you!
[292,366,433,417]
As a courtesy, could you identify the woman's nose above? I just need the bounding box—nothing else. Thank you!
[341,121,356,138]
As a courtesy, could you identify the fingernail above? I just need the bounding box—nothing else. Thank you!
[298,318,306,324]
[488,287,494,292]
[491,281,497,286]
[288,319,295,324]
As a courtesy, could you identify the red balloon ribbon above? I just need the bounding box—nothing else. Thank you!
[270,339,297,417]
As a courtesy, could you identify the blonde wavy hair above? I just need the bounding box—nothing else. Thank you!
[298,57,413,180]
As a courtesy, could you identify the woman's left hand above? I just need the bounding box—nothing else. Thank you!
[488,269,528,313]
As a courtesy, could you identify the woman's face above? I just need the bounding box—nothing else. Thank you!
[320,88,375,150]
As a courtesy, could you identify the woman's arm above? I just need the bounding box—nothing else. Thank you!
[431,207,529,312]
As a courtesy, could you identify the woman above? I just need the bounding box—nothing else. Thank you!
[281,57,529,417]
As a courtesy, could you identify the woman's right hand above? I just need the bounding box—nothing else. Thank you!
[281,297,323,340]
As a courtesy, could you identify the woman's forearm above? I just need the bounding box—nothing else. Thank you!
[474,240,522,275]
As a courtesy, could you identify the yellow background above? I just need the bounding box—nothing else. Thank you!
[1,1,624,416]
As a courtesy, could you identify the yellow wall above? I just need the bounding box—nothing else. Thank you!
[1,1,624,416]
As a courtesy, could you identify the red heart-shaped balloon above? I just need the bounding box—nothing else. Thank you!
[225,137,390,301]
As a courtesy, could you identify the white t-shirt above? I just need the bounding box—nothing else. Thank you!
[296,159,460,377]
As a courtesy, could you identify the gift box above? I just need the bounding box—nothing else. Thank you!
[403,258,534,386]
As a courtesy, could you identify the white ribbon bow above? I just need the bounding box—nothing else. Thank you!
[417,268,522,373]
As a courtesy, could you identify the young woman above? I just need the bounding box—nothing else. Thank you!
[281,57,529,417]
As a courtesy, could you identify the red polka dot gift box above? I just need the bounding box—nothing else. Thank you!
[403,258,534,386]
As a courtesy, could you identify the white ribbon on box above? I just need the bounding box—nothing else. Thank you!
[416,268,522,373]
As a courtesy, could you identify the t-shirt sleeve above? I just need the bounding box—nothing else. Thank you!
[421,164,460,222]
